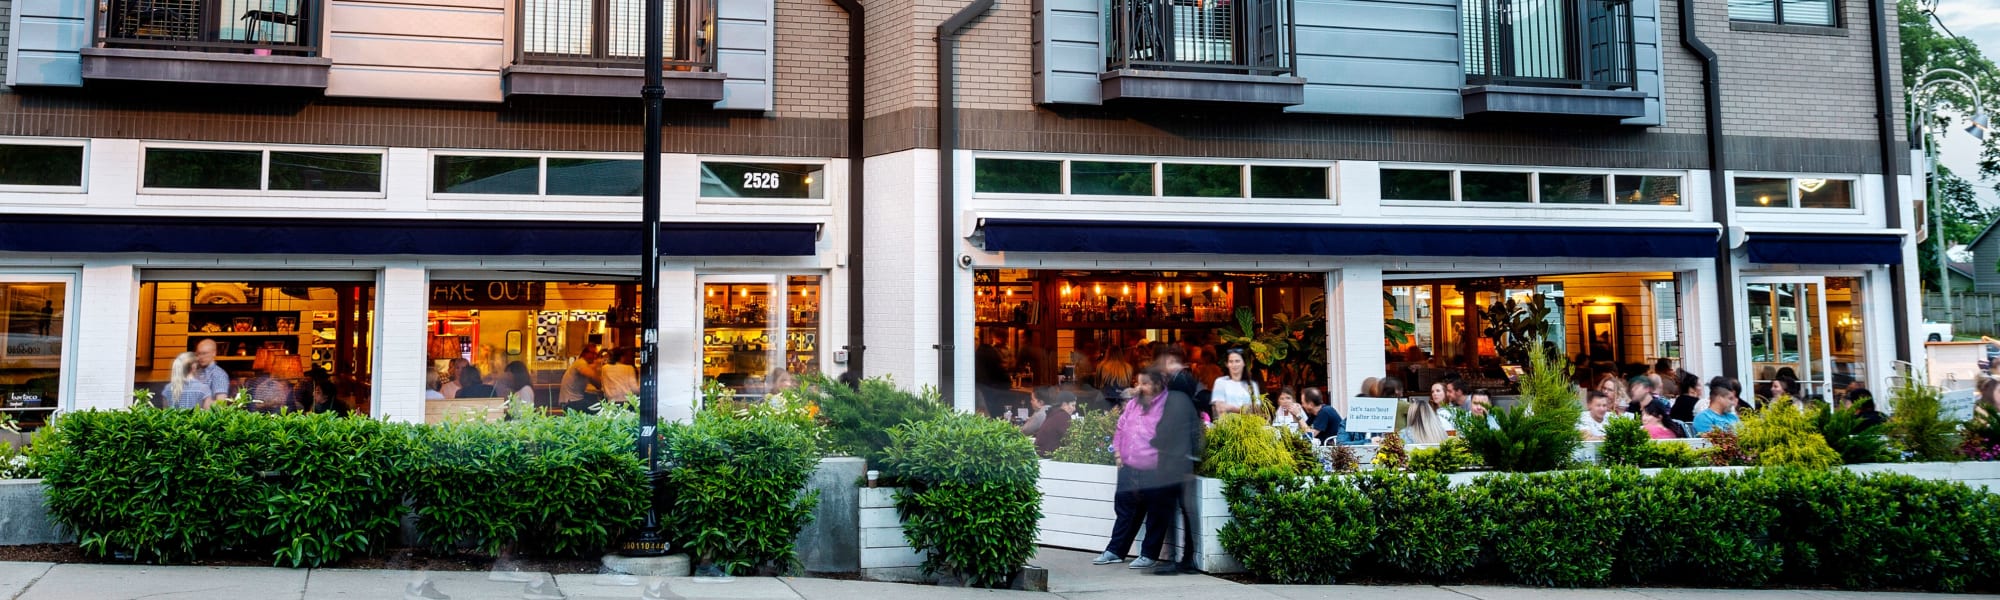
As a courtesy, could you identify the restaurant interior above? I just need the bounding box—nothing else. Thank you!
[136,281,376,414]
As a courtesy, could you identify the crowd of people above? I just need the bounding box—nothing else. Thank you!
[160,338,353,414]
[424,344,643,414]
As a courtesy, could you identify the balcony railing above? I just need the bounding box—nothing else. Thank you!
[1462,0,1635,90]
[1106,0,1295,77]
[97,0,318,56]
[516,0,714,70]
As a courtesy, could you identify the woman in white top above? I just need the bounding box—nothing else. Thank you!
[1210,348,1259,414]
[164,352,213,410]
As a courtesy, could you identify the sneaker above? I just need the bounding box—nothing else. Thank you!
[1151,564,1181,576]
[691,563,735,584]
[521,576,566,600]
[1091,552,1124,565]
[487,569,537,583]
[1127,557,1157,569]
[1176,562,1201,575]
[403,579,450,600]
[642,580,685,600]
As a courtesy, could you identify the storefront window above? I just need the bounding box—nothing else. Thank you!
[1,280,65,427]
[426,280,641,421]
[136,280,375,415]
[701,275,822,400]
[1828,277,1867,402]
[1162,163,1242,198]
[1748,279,1827,402]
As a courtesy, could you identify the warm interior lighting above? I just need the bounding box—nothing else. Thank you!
[803,175,815,185]
[1183,283,1192,295]
[1156,284,1165,295]
[1758,195,1772,206]
[1796,178,1827,193]
[740,288,748,297]
[706,287,715,297]
[1094,283,1103,295]
[1121,284,1131,296]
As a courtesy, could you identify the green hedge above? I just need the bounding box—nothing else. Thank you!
[1219,467,2000,591]
[33,407,412,566]
[407,407,648,557]
[880,413,1040,588]
[659,405,822,575]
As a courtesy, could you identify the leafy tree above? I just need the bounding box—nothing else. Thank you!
[1902,0,2000,284]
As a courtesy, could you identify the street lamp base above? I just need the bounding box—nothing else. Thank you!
[617,528,671,557]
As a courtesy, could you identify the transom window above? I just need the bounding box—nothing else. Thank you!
[1728,0,1836,27]
[974,157,1332,200]
[432,154,642,197]
[1382,167,1683,206]
[0,141,86,190]
[144,146,384,194]
[1733,176,1854,210]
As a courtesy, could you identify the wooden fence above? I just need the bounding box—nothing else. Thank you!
[1925,293,2000,337]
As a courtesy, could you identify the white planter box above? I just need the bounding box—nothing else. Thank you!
[1032,461,1242,574]
[857,486,925,580]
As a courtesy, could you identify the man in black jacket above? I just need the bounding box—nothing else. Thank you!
[1144,359,1204,575]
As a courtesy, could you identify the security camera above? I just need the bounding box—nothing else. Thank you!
[958,254,974,269]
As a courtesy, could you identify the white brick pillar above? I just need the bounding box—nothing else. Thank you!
[659,269,699,424]
[1333,266,1386,416]
[373,263,427,423]
[73,262,137,411]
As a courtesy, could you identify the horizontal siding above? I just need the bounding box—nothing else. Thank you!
[8,0,88,86]
[714,0,772,111]
[1034,0,1102,105]
[1289,0,1462,118]
[323,0,505,102]
[1621,0,1663,126]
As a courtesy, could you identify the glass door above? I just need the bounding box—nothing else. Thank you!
[1745,277,1832,405]
[698,274,823,402]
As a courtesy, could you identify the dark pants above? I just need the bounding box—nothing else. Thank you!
[1102,467,1145,557]
[1138,482,1181,562]
[1175,475,1199,568]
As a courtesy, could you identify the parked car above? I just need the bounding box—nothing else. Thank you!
[1923,320,1953,343]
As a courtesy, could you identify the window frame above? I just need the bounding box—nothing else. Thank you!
[429,149,649,203]
[1728,0,1840,28]
[0,271,80,413]
[1730,173,1862,213]
[139,142,387,198]
[1377,163,1691,210]
[0,138,90,193]
[968,152,1338,204]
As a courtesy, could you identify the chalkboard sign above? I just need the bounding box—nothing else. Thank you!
[1346,397,1399,434]
[430,281,545,309]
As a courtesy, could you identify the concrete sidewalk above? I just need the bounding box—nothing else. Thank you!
[0,549,1986,600]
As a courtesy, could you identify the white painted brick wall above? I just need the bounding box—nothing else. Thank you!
[72,263,136,411]
[374,264,427,423]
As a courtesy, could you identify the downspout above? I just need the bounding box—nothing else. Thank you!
[832,0,866,377]
[1867,0,1913,365]
[1679,0,1739,380]
[937,0,994,404]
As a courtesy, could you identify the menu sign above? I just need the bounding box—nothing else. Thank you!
[430,281,545,309]
[1346,397,1399,434]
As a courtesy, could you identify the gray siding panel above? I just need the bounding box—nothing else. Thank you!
[713,0,772,112]
[1979,237,2000,293]
[1034,0,1103,105]
[1621,0,1663,126]
[6,0,86,86]
[1288,0,1461,118]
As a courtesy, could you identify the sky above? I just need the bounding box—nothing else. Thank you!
[1922,0,2000,253]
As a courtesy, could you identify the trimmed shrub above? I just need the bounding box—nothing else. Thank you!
[1479,470,1627,587]
[33,407,410,566]
[1738,407,1840,469]
[1617,469,1781,587]
[1407,437,1477,473]
[1458,342,1581,473]
[408,408,647,557]
[1201,413,1301,479]
[880,413,1040,588]
[1595,421,1702,468]
[1218,475,1375,584]
[1889,377,1961,462]
[1354,470,1491,580]
[794,374,948,466]
[1049,407,1116,466]
[660,405,822,575]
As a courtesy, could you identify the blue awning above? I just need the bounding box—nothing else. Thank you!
[977,219,1719,259]
[0,215,819,256]
[1745,232,1904,265]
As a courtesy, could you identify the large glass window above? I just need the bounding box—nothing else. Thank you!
[1,280,66,429]
[426,280,641,421]
[0,144,85,188]
[136,280,375,415]
[1797,179,1853,209]
[1736,176,1855,209]
[1748,280,1828,403]
[974,158,1062,194]
[701,275,823,400]
[148,147,383,193]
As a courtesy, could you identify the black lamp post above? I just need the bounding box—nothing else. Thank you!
[619,0,670,558]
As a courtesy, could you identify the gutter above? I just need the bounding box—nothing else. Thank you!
[937,0,995,405]
[1679,0,1740,380]
[831,0,866,376]
[1867,0,1914,364]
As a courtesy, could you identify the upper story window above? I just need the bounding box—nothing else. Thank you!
[1728,0,1836,26]
[1734,176,1854,209]
[1105,0,1295,76]
[517,0,714,70]
[100,0,319,56]
[0,142,86,190]
[1383,167,1682,206]
[432,154,641,197]
[144,146,382,193]
[1461,0,1638,90]
[974,157,1331,201]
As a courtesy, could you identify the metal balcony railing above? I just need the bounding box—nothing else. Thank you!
[97,0,319,56]
[516,0,715,70]
[1106,0,1296,77]
[1462,0,1636,89]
